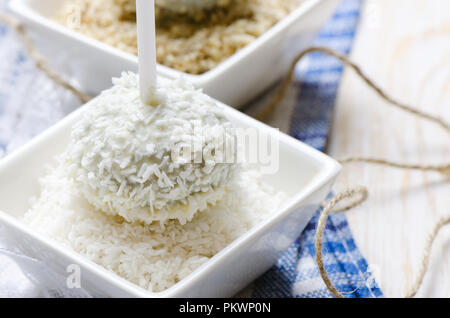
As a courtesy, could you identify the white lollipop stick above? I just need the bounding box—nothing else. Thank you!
[136,0,157,105]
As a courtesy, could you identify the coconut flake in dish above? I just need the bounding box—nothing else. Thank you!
[23,157,287,293]
[57,0,303,74]
[116,0,228,15]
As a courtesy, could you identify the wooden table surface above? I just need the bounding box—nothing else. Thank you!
[327,0,450,297]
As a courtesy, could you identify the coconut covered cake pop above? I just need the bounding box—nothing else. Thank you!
[67,73,237,225]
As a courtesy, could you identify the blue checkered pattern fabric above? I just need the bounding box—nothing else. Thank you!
[252,0,383,298]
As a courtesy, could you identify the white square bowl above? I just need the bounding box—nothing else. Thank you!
[9,0,340,107]
[0,89,340,298]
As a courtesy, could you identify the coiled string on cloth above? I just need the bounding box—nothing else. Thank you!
[258,47,450,298]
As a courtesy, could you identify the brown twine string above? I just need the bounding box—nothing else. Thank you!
[318,188,450,298]
[340,157,450,177]
[315,187,368,298]
[404,215,450,298]
[2,13,449,298]
[260,47,450,298]
[256,46,450,135]
[0,13,92,104]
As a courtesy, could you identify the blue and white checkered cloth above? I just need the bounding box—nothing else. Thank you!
[252,0,383,298]
[0,0,383,298]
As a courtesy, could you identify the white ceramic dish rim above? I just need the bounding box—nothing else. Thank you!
[0,94,340,297]
[9,0,325,85]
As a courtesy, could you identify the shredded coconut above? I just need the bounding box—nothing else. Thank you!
[56,0,303,74]
[67,73,237,225]
[156,0,225,12]
[22,158,287,293]
[115,0,227,15]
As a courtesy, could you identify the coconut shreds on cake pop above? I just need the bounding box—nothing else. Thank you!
[66,73,237,225]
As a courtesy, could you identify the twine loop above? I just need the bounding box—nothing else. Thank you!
[315,186,368,298]
[317,188,450,298]
[271,48,450,298]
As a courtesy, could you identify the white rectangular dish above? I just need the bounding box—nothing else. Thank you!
[9,0,340,107]
[0,89,340,298]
